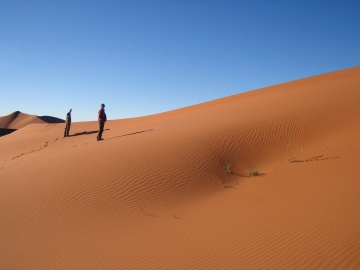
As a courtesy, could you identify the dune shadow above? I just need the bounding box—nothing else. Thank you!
[107,129,154,140]
[0,128,17,137]
[71,129,110,137]
[38,115,65,123]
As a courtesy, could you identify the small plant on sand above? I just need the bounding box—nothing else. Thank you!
[286,136,304,163]
[249,169,259,176]
[223,162,232,188]
[224,162,232,174]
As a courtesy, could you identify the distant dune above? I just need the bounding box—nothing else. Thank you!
[1,66,359,269]
[0,111,64,137]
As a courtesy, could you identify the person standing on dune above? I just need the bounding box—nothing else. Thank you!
[64,108,72,137]
[97,103,107,141]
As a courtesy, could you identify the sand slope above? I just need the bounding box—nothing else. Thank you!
[0,111,64,137]
[1,66,360,269]
[0,111,65,129]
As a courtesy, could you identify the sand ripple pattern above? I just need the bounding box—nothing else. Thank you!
[1,67,360,269]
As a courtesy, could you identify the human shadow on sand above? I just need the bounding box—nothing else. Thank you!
[107,129,154,140]
[71,129,110,137]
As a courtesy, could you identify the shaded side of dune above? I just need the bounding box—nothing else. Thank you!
[37,116,65,124]
[0,128,16,137]
[0,111,64,137]
[0,111,20,128]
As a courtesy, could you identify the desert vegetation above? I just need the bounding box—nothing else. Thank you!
[286,136,304,162]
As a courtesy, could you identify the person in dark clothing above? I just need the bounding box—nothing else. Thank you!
[64,108,72,137]
[97,104,107,141]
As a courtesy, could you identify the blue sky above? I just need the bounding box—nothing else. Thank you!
[1,0,359,122]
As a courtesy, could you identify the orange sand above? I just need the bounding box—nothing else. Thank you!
[0,111,46,129]
[1,66,360,269]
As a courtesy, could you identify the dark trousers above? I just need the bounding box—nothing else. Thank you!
[98,122,105,139]
[64,123,71,137]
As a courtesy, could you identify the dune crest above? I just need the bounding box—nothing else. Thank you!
[1,66,360,269]
[0,111,64,137]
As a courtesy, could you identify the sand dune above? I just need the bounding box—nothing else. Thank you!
[1,66,360,269]
[0,111,64,137]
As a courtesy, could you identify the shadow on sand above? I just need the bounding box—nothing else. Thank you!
[71,129,110,137]
[0,128,17,137]
[107,129,154,140]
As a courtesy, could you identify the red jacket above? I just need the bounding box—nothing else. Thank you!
[98,108,107,122]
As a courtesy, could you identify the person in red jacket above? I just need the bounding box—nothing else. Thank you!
[97,103,107,141]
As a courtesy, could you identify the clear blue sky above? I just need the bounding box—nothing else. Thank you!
[1,0,359,122]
